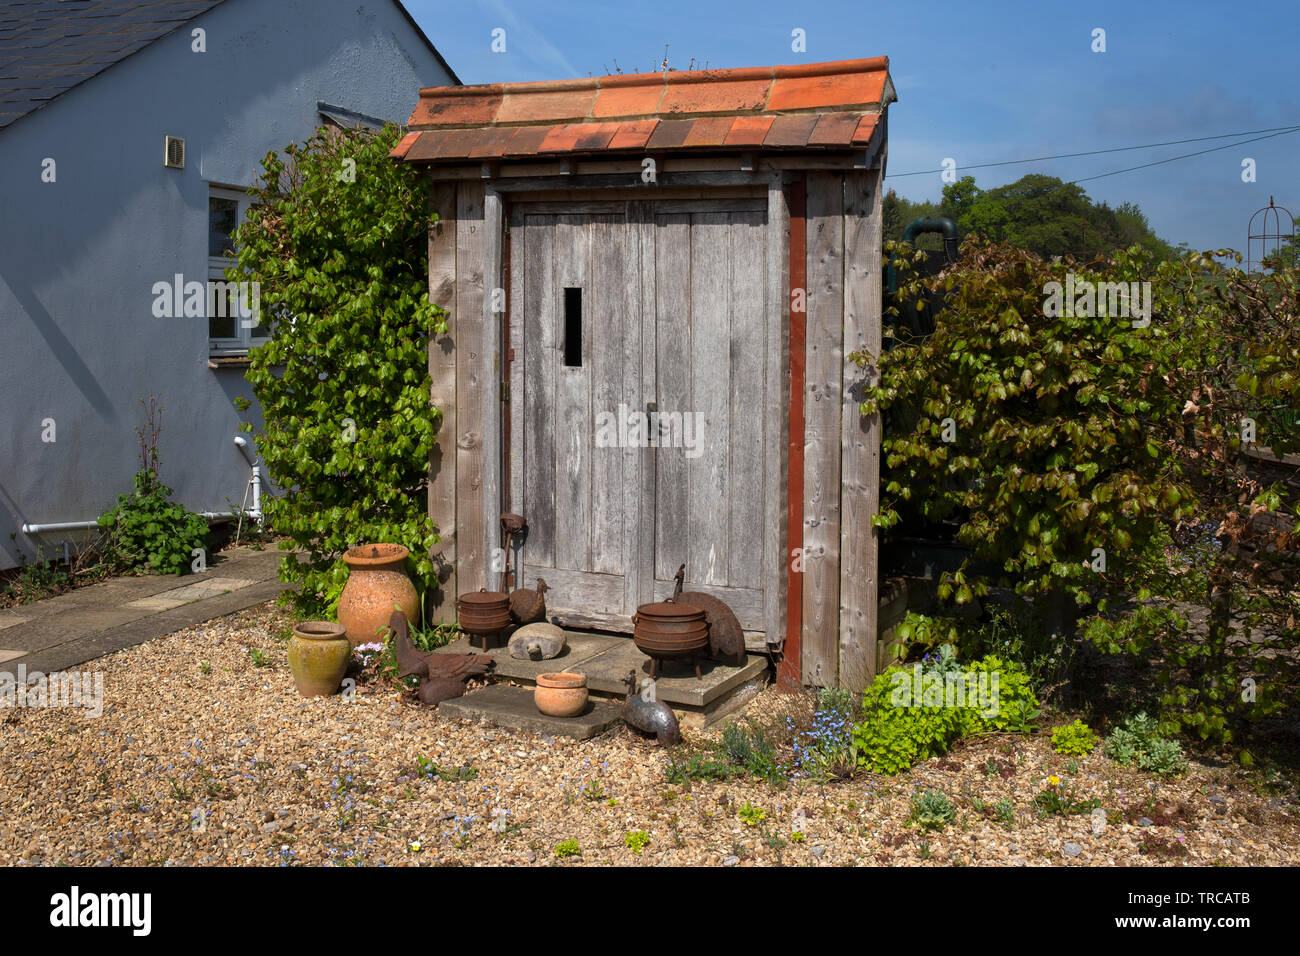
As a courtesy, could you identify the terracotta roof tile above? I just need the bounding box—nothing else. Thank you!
[645,118,697,150]
[397,57,893,164]
[682,116,738,148]
[497,86,597,124]
[608,119,659,150]
[501,125,551,157]
[767,67,888,112]
[763,114,820,148]
[592,77,665,118]
[660,75,771,115]
[851,114,878,146]
[723,115,775,147]
[467,125,520,159]
[408,86,504,127]
[808,112,863,147]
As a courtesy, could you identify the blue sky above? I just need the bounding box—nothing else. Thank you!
[405,0,1299,253]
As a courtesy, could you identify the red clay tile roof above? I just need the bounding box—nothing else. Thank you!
[393,57,893,164]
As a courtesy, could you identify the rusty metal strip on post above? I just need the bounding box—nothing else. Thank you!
[501,210,514,588]
[779,175,807,692]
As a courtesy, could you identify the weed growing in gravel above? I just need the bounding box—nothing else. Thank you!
[1052,719,1100,756]
[555,839,581,858]
[1033,775,1101,816]
[908,790,956,832]
[413,756,478,782]
[665,721,787,786]
[737,801,767,827]
[624,830,650,854]
[248,648,272,668]
[994,798,1015,826]
[580,779,607,802]
[199,661,211,675]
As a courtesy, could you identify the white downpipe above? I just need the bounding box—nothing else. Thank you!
[22,436,263,534]
[20,519,100,534]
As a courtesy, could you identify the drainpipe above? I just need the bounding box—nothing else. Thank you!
[22,435,263,534]
[232,436,263,523]
[902,216,960,261]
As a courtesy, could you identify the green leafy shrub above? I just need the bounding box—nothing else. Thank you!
[232,124,444,612]
[1051,719,1099,756]
[737,801,767,827]
[1103,713,1188,776]
[624,830,650,855]
[908,790,956,832]
[858,239,1196,632]
[852,654,1040,775]
[97,396,209,576]
[97,470,209,575]
[554,839,581,858]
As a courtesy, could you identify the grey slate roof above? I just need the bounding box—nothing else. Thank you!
[0,0,228,130]
[0,1,462,132]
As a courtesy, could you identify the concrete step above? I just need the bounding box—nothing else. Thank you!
[438,683,622,741]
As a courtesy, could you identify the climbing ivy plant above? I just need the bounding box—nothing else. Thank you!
[230,124,445,610]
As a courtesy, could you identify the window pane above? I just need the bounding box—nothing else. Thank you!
[208,197,239,257]
[209,313,237,339]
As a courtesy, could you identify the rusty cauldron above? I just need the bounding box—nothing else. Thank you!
[456,587,511,649]
[633,598,708,680]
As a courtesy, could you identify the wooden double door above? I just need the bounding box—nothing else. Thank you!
[506,198,772,633]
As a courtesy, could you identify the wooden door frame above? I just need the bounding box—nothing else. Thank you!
[488,174,789,644]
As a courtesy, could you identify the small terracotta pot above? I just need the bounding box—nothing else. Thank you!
[534,672,588,718]
[337,543,420,647]
[288,621,351,697]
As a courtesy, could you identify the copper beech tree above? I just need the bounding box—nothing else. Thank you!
[859,237,1299,751]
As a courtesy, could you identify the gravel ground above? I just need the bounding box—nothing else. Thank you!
[1,602,1296,867]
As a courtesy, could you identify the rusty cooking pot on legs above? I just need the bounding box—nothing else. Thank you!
[633,598,709,680]
[456,587,511,650]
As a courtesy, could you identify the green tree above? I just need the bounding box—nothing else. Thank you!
[860,239,1300,750]
[230,125,445,611]
[884,174,1175,261]
[860,237,1195,637]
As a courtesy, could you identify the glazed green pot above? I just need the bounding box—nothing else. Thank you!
[288,621,351,697]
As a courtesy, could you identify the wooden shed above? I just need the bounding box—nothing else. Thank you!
[394,57,895,691]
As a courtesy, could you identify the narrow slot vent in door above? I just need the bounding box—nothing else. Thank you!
[563,287,582,367]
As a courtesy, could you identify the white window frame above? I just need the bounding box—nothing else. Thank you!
[208,184,266,355]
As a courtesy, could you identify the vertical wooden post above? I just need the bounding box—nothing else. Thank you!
[427,179,458,624]
[481,187,504,591]
[765,178,791,682]
[455,182,487,596]
[780,177,806,692]
[838,167,883,691]
[801,171,845,689]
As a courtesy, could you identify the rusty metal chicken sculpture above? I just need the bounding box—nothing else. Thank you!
[391,609,493,706]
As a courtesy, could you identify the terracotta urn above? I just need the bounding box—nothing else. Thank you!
[534,672,588,718]
[337,543,420,647]
[288,621,351,697]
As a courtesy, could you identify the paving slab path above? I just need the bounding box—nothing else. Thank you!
[0,546,292,680]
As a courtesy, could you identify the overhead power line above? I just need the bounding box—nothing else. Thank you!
[1067,127,1300,185]
[885,124,1300,181]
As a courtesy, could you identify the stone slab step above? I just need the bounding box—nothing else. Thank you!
[438,683,622,740]
[432,632,769,709]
